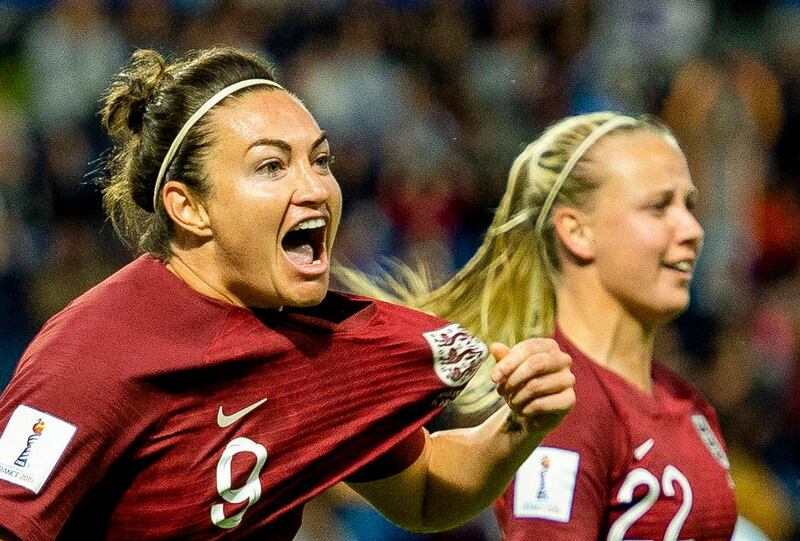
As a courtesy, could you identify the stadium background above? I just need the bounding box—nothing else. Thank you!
[0,0,798,538]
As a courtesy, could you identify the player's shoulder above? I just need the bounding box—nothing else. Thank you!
[545,336,625,443]
[339,292,452,332]
[652,361,708,405]
[19,255,228,377]
[46,255,171,325]
[22,257,150,351]
[346,293,489,359]
[333,292,489,388]
[560,355,618,427]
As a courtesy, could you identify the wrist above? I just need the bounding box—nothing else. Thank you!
[502,410,524,433]
[500,407,552,445]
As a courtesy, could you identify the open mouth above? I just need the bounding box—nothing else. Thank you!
[281,217,327,270]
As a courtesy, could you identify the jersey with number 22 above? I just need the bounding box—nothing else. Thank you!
[494,330,737,540]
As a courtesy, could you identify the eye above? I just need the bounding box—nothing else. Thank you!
[649,198,671,215]
[314,153,334,171]
[256,159,283,176]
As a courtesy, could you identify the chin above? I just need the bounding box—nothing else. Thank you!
[283,280,329,308]
[631,295,691,327]
[291,295,326,308]
[663,305,689,323]
[652,300,691,325]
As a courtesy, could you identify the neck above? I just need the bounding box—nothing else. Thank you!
[165,246,246,308]
[555,279,658,393]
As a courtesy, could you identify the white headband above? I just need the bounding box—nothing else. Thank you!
[533,115,638,234]
[152,78,284,210]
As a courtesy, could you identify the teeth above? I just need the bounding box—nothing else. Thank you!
[672,260,693,272]
[290,218,325,232]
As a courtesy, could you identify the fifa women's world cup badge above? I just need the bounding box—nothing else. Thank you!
[14,419,45,467]
[0,405,76,494]
[513,446,580,522]
[423,323,489,387]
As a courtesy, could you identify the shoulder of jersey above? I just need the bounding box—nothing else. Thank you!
[25,256,227,368]
[33,260,144,335]
[344,294,490,388]
[651,361,706,404]
[347,293,451,332]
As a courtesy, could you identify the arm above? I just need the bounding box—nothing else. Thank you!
[349,338,575,532]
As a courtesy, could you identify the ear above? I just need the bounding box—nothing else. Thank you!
[552,206,594,262]
[162,180,212,238]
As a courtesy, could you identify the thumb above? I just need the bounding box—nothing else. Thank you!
[490,342,512,384]
[490,342,511,360]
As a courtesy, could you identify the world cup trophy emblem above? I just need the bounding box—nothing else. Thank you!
[537,455,550,500]
[14,419,45,468]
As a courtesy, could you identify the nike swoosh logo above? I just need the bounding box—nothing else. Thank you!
[634,438,655,461]
[217,398,268,428]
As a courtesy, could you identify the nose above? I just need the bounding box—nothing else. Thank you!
[292,163,331,207]
[677,207,704,253]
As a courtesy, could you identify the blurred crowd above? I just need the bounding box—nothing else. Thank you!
[0,0,798,538]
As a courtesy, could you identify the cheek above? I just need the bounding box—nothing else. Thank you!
[595,219,665,276]
[213,193,284,258]
[327,180,344,241]
[329,178,343,211]
[243,188,288,230]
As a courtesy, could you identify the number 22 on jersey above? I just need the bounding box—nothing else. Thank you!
[607,465,692,541]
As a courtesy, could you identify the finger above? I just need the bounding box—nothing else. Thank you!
[490,342,511,361]
[520,387,576,422]
[500,350,572,393]
[505,369,576,411]
[489,342,512,383]
[492,338,560,384]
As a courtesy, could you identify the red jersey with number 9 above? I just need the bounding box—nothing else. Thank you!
[494,329,737,540]
[0,255,487,540]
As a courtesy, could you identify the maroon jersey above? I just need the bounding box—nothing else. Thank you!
[495,329,737,540]
[0,255,488,540]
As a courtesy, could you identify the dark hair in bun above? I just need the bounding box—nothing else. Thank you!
[99,47,279,258]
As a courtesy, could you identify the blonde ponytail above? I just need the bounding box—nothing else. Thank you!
[338,112,674,415]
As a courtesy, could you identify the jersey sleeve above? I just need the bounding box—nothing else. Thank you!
[331,298,489,484]
[493,363,623,540]
[0,328,152,540]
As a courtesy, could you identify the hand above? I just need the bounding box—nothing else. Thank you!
[490,338,575,435]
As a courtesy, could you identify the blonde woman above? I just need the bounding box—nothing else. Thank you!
[341,112,741,539]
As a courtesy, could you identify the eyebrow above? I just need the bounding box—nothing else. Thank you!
[311,132,328,152]
[651,184,699,198]
[247,131,329,155]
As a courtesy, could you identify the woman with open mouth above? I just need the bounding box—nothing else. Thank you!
[0,46,574,540]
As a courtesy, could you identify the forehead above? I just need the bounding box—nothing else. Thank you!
[587,131,691,194]
[207,89,323,146]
